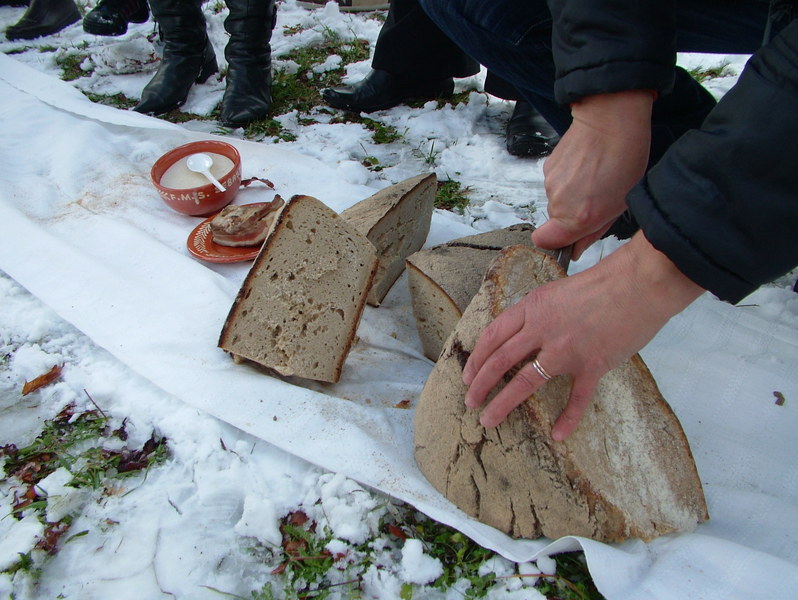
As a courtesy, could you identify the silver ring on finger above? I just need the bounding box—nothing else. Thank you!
[531,357,553,381]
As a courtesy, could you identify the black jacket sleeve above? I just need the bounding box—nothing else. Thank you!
[547,0,678,104]
[628,20,798,303]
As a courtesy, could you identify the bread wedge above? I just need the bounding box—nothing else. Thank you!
[218,195,378,384]
[340,173,436,306]
[405,223,538,361]
[414,245,708,542]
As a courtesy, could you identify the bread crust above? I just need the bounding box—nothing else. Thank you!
[414,245,708,541]
[341,173,436,306]
[405,223,538,361]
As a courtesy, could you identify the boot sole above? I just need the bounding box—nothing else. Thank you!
[83,21,129,36]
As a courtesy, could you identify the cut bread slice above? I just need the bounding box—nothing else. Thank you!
[340,173,436,306]
[405,223,539,361]
[218,195,378,384]
[414,245,708,542]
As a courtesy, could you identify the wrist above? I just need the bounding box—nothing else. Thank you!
[570,90,655,137]
[621,232,705,320]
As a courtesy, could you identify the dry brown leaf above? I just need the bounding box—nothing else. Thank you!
[22,364,63,396]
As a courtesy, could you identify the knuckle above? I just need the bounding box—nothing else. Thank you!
[559,409,581,428]
[487,348,515,374]
[481,321,502,344]
[513,365,540,391]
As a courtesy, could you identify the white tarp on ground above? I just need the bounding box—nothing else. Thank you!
[1,54,797,599]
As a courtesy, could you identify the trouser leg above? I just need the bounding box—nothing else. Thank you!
[220,0,276,127]
[419,0,767,141]
[372,0,479,79]
[419,0,569,132]
[418,0,767,235]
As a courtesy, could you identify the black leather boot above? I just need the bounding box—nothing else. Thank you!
[83,0,150,36]
[134,0,217,116]
[219,0,276,128]
[5,0,79,40]
[322,69,454,113]
[505,100,559,158]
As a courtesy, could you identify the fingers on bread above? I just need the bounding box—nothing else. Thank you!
[414,245,708,541]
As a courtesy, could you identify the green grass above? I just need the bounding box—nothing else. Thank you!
[82,91,138,110]
[241,504,605,600]
[269,30,371,117]
[243,117,298,142]
[328,114,405,146]
[230,27,371,140]
[1,402,168,492]
[435,178,471,213]
[0,401,168,576]
[687,60,734,83]
[56,52,92,81]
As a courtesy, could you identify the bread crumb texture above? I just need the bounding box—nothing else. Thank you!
[218,195,377,383]
[414,245,708,542]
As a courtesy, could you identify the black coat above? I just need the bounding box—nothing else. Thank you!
[549,0,798,303]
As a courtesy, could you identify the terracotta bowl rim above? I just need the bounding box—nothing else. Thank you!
[151,140,242,193]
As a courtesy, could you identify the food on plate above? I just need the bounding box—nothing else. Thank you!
[406,223,540,361]
[414,245,708,542]
[209,196,285,247]
[218,195,378,384]
[340,173,436,306]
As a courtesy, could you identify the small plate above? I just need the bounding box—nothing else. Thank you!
[187,203,267,263]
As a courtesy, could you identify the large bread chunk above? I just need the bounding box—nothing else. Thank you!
[406,224,537,361]
[218,195,378,384]
[340,173,436,306]
[414,245,708,542]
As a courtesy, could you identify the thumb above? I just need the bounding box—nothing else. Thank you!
[532,218,579,251]
[571,225,610,260]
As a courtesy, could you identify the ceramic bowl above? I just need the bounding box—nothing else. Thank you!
[151,140,242,216]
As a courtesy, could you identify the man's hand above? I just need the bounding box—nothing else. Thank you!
[462,233,704,440]
[533,90,655,259]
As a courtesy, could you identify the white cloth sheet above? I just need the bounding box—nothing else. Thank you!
[1,55,797,598]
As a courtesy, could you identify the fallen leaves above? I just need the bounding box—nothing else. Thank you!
[21,364,63,395]
[388,523,408,540]
[37,520,72,555]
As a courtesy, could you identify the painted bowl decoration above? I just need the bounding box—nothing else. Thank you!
[151,140,242,216]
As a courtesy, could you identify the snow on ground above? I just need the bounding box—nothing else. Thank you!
[1,1,793,599]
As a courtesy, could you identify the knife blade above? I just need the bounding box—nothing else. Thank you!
[555,244,573,272]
